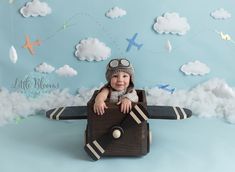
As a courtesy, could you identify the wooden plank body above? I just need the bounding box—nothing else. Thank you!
[86,90,149,156]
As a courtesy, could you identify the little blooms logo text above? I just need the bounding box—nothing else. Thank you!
[12,74,60,97]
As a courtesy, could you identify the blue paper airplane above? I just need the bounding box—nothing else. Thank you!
[157,84,175,94]
[126,33,143,52]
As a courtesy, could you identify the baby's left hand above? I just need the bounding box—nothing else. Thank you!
[117,98,132,114]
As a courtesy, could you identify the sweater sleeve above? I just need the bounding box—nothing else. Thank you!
[121,89,139,102]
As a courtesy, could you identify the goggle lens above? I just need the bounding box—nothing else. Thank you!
[120,59,129,66]
[109,60,119,68]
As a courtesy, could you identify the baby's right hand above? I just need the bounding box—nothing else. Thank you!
[93,101,108,115]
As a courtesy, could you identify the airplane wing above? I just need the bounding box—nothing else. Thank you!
[25,35,30,44]
[126,40,132,52]
[46,106,87,120]
[46,105,191,121]
[132,33,138,39]
[158,84,169,89]
[147,106,192,119]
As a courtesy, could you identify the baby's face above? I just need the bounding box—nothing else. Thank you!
[110,71,130,91]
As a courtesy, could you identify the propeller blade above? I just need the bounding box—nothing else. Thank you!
[84,131,113,161]
[121,104,149,129]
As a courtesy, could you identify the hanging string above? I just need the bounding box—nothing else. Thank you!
[6,1,235,57]
[42,12,124,56]
[9,0,14,44]
[8,0,24,43]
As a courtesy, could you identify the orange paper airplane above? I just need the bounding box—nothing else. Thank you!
[23,35,41,55]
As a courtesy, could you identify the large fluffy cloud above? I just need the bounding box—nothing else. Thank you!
[75,38,111,61]
[211,8,231,20]
[153,12,190,35]
[105,7,127,19]
[180,60,210,76]
[146,78,235,123]
[20,0,52,18]
[1,78,235,125]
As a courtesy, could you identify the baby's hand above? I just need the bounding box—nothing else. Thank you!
[94,101,108,115]
[117,98,132,114]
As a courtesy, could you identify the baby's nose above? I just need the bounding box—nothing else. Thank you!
[117,76,124,81]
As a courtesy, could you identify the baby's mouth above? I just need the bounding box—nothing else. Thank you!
[116,83,124,87]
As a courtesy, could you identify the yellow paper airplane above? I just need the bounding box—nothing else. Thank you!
[220,32,231,41]
[215,30,235,44]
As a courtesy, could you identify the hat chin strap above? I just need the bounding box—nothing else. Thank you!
[126,82,134,93]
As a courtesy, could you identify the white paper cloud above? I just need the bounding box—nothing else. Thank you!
[9,46,18,64]
[181,60,210,76]
[105,6,127,19]
[153,12,190,35]
[35,62,55,73]
[20,0,52,18]
[1,78,235,125]
[9,0,14,4]
[211,8,231,20]
[75,38,111,61]
[55,65,77,77]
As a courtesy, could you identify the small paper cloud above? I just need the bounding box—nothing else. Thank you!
[75,38,111,61]
[9,46,18,64]
[105,6,127,19]
[35,62,55,73]
[211,8,231,20]
[9,0,14,4]
[55,65,77,77]
[20,0,52,18]
[153,12,190,35]
[180,60,210,76]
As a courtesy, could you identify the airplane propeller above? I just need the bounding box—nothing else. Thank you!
[84,104,148,161]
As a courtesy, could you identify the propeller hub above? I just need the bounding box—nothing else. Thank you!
[111,126,124,139]
[112,129,121,139]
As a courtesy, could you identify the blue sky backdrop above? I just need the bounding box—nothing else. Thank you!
[0,0,235,94]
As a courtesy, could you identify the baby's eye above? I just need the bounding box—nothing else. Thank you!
[123,75,129,78]
[112,74,118,78]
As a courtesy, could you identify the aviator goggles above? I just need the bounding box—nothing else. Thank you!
[108,59,130,68]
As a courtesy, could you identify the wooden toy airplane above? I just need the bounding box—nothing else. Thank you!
[23,35,41,55]
[46,90,192,161]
